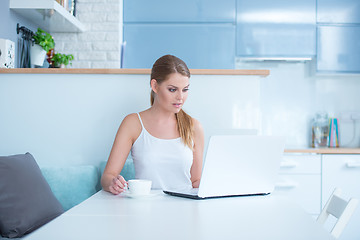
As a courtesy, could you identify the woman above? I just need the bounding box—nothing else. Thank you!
[101,55,204,195]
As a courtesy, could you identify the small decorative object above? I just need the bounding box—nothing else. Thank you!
[0,39,15,68]
[31,28,55,66]
[311,112,329,148]
[328,118,339,148]
[46,48,55,67]
[51,53,74,68]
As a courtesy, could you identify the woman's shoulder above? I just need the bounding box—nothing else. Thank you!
[191,117,204,149]
[120,113,142,131]
[123,113,139,121]
[191,117,201,127]
[117,113,143,142]
[119,113,136,125]
[192,117,204,133]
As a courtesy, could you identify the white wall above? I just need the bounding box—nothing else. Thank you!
[0,74,147,166]
[0,73,261,167]
[1,65,360,167]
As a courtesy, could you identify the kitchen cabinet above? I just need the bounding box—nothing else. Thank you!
[317,0,360,24]
[124,0,235,23]
[317,26,360,73]
[275,154,321,215]
[316,0,360,74]
[123,24,235,69]
[276,151,360,240]
[236,0,316,59]
[322,154,360,240]
[9,0,85,33]
[123,0,235,69]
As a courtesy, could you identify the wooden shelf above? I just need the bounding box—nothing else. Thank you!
[10,0,85,33]
[0,68,270,76]
[284,148,360,154]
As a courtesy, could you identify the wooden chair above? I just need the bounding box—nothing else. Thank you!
[317,188,359,239]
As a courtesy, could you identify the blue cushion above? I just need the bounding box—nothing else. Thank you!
[99,158,135,181]
[41,165,99,211]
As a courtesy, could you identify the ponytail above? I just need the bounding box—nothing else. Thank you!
[176,109,194,150]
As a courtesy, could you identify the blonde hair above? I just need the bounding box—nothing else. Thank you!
[150,55,193,149]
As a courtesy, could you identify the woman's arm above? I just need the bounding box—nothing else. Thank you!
[101,113,141,194]
[190,118,204,188]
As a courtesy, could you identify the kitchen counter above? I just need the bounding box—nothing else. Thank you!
[0,68,270,76]
[285,148,360,154]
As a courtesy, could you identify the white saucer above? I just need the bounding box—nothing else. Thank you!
[122,192,157,199]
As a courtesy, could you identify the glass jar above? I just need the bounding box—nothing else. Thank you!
[311,112,329,148]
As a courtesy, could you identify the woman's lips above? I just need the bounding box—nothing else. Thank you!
[173,103,182,108]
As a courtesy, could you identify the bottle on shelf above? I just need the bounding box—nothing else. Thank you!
[311,112,329,148]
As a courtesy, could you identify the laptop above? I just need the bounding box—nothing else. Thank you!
[163,135,285,199]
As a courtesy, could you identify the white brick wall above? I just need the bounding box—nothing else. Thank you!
[52,0,122,68]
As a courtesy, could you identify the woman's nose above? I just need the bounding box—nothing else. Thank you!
[176,91,183,100]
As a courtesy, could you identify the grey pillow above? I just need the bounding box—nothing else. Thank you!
[0,153,64,238]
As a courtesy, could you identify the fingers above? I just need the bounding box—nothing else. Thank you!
[117,175,127,186]
[109,175,128,195]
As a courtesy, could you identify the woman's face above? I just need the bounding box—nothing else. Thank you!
[152,73,190,113]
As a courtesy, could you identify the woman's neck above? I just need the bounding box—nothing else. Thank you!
[147,105,177,123]
[141,106,179,139]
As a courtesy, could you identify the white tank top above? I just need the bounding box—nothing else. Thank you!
[131,113,193,190]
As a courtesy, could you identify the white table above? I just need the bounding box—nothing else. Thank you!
[24,190,334,240]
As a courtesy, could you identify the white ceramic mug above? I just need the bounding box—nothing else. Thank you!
[127,179,152,196]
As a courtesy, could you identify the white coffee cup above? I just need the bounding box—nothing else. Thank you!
[127,179,152,196]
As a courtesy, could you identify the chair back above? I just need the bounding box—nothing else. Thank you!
[317,188,359,239]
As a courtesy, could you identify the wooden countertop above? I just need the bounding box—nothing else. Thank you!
[0,68,270,76]
[284,148,360,154]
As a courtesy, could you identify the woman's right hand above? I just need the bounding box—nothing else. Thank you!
[109,175,127,195]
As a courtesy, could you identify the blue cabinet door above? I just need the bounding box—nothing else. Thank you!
[123,24,235,69]
[236,0,316,57]
[317,26,360,73]
[317,0,360,24]
[124,0,235,23]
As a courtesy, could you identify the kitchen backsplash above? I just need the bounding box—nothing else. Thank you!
[236,59,360,148]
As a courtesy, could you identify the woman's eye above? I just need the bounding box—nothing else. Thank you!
[183,88,189,92]
[169,88,176,92]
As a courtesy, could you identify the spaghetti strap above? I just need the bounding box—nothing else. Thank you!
[136,113,145,129]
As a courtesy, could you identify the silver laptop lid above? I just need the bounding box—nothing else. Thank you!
[198,135,285,198]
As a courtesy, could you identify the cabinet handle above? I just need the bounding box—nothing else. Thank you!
[280,161,298,168]
[275,182,298,188]
[346,162,360,168]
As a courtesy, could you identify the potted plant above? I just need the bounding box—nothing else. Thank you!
[51,53,74,68]
[31,28,55,66]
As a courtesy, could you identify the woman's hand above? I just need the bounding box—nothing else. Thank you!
[109,175,127,195]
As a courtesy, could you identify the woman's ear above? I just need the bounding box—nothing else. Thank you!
[150,79,158,93]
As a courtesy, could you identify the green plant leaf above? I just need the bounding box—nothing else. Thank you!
[33,28,55,52]
[51,53,74,67]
